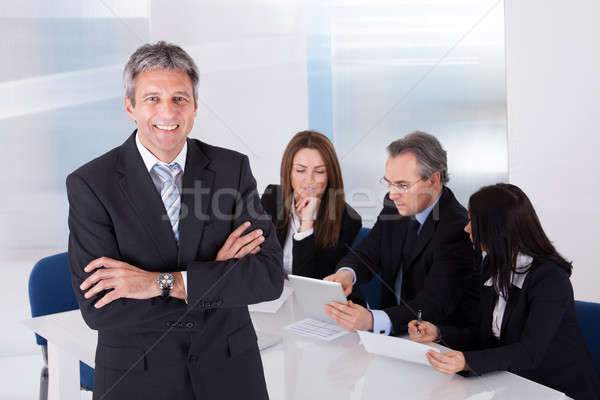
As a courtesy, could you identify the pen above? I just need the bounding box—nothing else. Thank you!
[417,309,422,335]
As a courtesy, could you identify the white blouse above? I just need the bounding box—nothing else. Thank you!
[484,253,533,338]
[282,203,315,275]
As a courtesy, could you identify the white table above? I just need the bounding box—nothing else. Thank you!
[22,293,566,400]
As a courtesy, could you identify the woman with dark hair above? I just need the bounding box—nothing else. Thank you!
[261,130,364,303]
[407,183,600,399]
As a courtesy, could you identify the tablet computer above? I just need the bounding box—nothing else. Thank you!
[287,274,347,322]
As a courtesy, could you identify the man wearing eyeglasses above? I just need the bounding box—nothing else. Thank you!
[324,131,479,336]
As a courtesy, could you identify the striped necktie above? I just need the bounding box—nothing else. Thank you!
[152,162,182,241]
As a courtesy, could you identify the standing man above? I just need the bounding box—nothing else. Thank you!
[324,132,478,336]
[67,41,284,399]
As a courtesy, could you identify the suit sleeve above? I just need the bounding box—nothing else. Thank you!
[67,173,186,331]
[335,207,390,283]
[464,267,572,375]
[185,156,285,308]
[384,221,475,334]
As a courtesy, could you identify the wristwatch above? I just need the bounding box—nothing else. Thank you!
[157,272,175,298]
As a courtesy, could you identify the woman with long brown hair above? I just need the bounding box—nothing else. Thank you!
[408,183,600,399]
[261,130,364,302]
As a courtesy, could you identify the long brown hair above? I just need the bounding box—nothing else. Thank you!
[279,130,345,250]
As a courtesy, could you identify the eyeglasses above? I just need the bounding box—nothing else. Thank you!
[379,177,424,193]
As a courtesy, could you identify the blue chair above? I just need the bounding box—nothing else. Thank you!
[353,228,382,309]
[574,300,600,374]
[28,253,94,399]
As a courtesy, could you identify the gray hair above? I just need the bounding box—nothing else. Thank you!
[123,41,199,106]
[387,131,449,184]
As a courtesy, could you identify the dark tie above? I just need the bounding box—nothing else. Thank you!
[395,218,421,304]
[402,217,421,264]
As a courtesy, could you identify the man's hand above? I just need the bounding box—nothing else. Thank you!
[215,221,264,261]
[408,320,439,343]
[323,269,354,296]
[324,300,373,332]
[426,350,468,375]
[80,257,161,308]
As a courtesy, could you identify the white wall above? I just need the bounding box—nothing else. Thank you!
[150,0,309,193]
[505,0,600,301]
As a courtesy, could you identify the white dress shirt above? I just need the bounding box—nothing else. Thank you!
[282,201,315,275]
[484,253,533,338]
[135,133,189,299]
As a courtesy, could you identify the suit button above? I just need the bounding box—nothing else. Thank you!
[188,355,198,363]
[185,322,194,329]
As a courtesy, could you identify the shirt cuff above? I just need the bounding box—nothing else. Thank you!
[337,267,357,285]
[180,271,188,304]
[293,228,314,241]
[370,309,392,335]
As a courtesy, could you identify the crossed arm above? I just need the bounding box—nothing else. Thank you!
[79,221,265,308]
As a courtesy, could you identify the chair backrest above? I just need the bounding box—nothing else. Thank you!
[351,227,371,248]
[574,300,600,374]
[353,228,382,309]
[28,252,79,345]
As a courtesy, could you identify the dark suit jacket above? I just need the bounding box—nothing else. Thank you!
[260,184,366,305]
[66,131,284,399]
[336,186,479,334]
[442,260,600,400]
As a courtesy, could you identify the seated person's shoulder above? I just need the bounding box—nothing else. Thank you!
[343,202,362,224]
[527,259,572,291]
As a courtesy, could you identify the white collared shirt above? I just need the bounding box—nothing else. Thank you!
[135,133,189,299]
[485,253,533,338]
[135,133,187,174]
[282,200,316,275]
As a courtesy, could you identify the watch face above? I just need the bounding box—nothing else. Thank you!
[158,273,174,289]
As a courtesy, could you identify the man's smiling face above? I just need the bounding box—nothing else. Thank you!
[125,68,198,163]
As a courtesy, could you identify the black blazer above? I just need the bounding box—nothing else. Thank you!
[336,186,479,334]
[67,131,284,399]
[442,260,600,400]
[260,184,362,279]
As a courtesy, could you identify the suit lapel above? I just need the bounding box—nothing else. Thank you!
[480,284,497,347]
[177,139,214,267]
[499,286,521,339]
[402,188,450,272]
[403,215,435,272]
[390,218,407,280]
[116,132,179,265]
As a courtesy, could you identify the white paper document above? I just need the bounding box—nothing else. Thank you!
[283,318,350,341]
[358,330,441,366]
[249,286,294,313]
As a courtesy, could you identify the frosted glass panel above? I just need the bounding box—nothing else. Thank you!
[1,1,149,252]
[331,1,507,225]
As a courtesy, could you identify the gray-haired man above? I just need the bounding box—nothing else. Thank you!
[324,132,479,337]
[67,41,283,399]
